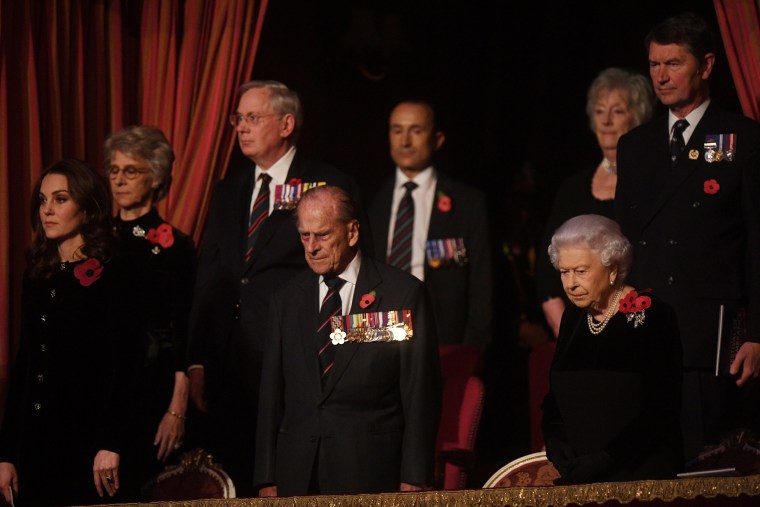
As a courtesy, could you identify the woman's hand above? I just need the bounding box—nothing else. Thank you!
[155,411,185,461]
[155,372,189,461]
[0,462,18,504]
[93,450,120,497]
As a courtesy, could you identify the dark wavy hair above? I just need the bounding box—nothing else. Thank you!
[27,159,116,279]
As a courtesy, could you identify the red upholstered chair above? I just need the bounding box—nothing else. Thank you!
[482,451,559,488]
[141,448,236,501]
[435,345,486,490]
[528,341,556,452]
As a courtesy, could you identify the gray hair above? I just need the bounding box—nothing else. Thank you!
[104,125,174,202]
[296,185,358,225]
[548,214,632,284]
[585,67,655,130]
[238,80,303,142]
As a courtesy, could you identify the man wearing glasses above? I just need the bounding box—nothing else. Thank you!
[186,81,367,496]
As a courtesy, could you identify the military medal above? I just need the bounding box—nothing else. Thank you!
[426,238,468,268]
[725,133,736,161]
[704,135,717,163]
[273,181,326,210]
[714,134,724,162]
[688,150,699,160]
[330,310,414,344]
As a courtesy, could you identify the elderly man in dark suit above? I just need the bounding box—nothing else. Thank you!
[255,185,441,497]
[615,12,760,462]
[368,100,492,349]
[186,81,367,495]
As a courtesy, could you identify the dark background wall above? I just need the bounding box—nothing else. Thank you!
[244,0,741,481]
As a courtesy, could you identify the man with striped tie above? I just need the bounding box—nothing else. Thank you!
[369,100,492,349]
[255,185,440,497]
[186,81,366,495]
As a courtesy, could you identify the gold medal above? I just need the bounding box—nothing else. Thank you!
[715,150,724,162]
[688,149,699,160]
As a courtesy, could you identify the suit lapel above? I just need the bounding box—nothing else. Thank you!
[372,179,395,260]
[639,108,717,231]
[297,273,325,391]
[320,257,383,398]
[427,174,452,240]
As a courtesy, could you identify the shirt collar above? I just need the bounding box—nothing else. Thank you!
[256,146,297,187]
[393,166,437,192]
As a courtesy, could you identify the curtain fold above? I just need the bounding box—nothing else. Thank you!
[713,0,760,120]
[141,0,268,242]
[0,0,268,409]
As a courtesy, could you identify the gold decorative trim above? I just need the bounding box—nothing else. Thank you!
[100,473,760,507]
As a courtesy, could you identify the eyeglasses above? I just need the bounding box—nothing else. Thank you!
[229,113,280,127]
[107,166,151,180]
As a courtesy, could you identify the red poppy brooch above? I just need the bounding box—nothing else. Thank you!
[619,288,652,328]
[360,291,376,309]
[703,179,720,195]
[436,192,451,213]
[146,223,174,254]
[73,258,104,287]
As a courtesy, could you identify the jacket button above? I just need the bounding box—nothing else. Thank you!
[692,201,701,208]
[34,403,41,411]
[639,240,647,246]
[241,278,249,285]
[40,314,47,322]
[37,373,44,382]
[667,276,675,285]
[40,344,46,352]
[668,239,678,245]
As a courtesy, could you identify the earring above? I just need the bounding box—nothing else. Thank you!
[610,280,614,286]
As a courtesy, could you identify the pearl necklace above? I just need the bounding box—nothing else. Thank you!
[587,287,623,335]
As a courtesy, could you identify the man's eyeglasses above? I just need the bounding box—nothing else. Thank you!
[229,113,280,127]
[107,166,151,180]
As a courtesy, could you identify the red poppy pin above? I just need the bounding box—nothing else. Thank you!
[287,177,302,186]
[360,291,376,309]
[73,258,104,287]
[619,288,651,328]
[146,223,174,249]
[704,179,720,195]
[437,192,451,213]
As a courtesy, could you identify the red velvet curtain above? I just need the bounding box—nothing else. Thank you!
[714,0,760,120]
[0,0,267,410]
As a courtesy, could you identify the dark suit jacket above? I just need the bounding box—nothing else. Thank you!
[615,103,760,368]
[187,152,367,405]
[254,255,441,495]
[368,171,492,348]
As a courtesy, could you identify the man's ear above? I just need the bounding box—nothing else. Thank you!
[280,114,296,139]
[700,52,715,80]
[434,131,446,151]
[347,220,359,247]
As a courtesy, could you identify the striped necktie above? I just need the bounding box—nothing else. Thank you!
[245,172,272,263]
[670,119,689,167]
[317,276,345,384]
[387,181,417,271]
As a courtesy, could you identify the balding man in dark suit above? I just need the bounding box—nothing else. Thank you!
[255,185,441,496]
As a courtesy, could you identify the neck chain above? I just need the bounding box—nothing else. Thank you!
[587,287,623,335]
[601,158,617,175]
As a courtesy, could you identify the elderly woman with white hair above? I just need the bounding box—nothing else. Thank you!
[541,214,682,484]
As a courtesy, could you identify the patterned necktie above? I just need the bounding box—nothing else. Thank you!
[317,277,345,383]
[670,119,689,167]
[387,181,417,271]
[246,172,272,263]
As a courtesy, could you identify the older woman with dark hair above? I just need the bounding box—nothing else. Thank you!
[104,125,196,484]
[541,214,683,484]
[536,68,656,340]
[0,159,144,505]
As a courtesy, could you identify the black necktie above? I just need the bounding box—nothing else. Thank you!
[387,181,417,272]
[670,119,689,167]
[317,277,345,383]
[246,172,272,263]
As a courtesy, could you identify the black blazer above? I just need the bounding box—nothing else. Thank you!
[187,152,367,401]
[368,171,492,348]
[254,255,441,495]
[615,103,760,368]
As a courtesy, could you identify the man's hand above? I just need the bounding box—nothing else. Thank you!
[188,367,207,412]
[259,485,277,497]
[0,462,18,504]
[730,342,760,386]
[399,482,430,491]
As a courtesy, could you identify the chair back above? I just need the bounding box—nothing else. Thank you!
[483,451,559,488]
[142,448,236,501]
